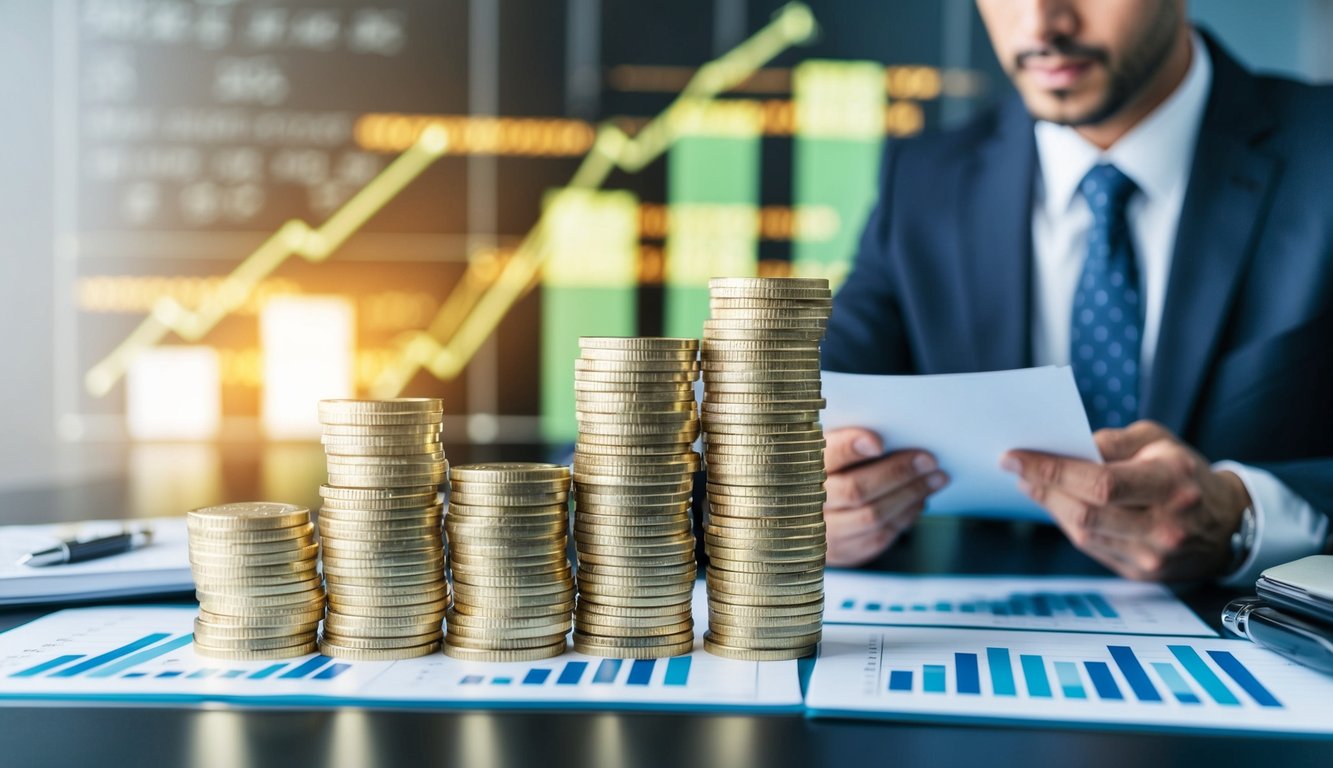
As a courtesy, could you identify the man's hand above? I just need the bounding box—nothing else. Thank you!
[1000,421,1251,581]
[823,428,949,567]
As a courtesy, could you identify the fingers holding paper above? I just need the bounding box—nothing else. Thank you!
[823,427,949,567]
[1000,421,1251,581]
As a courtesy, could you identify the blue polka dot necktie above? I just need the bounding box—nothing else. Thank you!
[1072,163,1141,431]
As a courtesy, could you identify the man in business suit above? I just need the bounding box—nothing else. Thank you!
[821,0,1332,582]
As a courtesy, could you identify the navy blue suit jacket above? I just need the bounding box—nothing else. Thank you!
[823,35,1333,518]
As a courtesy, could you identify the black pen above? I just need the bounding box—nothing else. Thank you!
[18,528,155,567]
[1223,597,1333,675]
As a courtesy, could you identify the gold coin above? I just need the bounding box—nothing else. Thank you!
[578,348,699,362]
[189,544,320,567]
[578,337,697,351]
[574,370,699,384]
[198,607,324,626]
[192,619,319,641]
[709,600,824,619]
[191,576,322,598]
[325,473,445,489]
[448,490,569,507]
[574,358,699,373]
[701,634,816,660]
[442,642,566,662]
[449,599,573,619]
[317,410,444,427]
[186,537,316,557]
[443,632,569,651]
[187,502,310,531]
[193,641,319,660]
[319,484,439,502]
[327,600,447,619]
[571,637,695,659]
[450,462,571,483]
[319,639,442,660]
[709,276,829,292]
[449,478,570,495]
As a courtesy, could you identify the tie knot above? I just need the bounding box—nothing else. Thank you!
[1079,163,1136,215]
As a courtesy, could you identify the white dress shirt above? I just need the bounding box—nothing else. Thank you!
[1029,33,1328,584]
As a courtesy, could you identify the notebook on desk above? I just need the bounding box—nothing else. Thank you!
[0,517,193,606]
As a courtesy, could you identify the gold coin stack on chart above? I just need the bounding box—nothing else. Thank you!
[444,462,574,662]
[187,502,323,660]
[700,277,832,660]
[316,399,448,661]
[571,337,701,658]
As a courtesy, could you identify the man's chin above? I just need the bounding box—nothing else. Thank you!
[1019,91,1112,127]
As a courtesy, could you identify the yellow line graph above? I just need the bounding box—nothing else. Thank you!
[83,2,816,401]
[369,3,817,397]
[84,128,450,397]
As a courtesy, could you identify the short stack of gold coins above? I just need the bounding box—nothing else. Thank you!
[571,337,701,658]
[700,277,832,660]
[187,502,323,659]
[444,462,574,661]
[316,399,448,660]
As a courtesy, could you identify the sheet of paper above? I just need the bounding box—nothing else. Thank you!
[0,517,193,605]
[823,571,1216,636]
[822,367,1100,518]
[806,625,1333,736]
[0,584,801,712]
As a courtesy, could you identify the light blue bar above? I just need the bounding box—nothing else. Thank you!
[123,672,148,679]
[52,633,171,677]
[557,661,588,686]
[593,659,621,684]
[314,663,351,680]
[88,634,195,678]
[279,656,331,680]
[156,670,184,679]
[1168,646,1239,706]
[1067,595,1093,618]
[1054,661,1086,699]
[923,664,946,693]
[865,602,882,611]
[249,663,286,680]
[934,602,952,612]
[460,675,483,685]
[222,670,245,679]
[888,670,913,692]
[492,677,512,686]
[664,657,691,686]
[987,647,1016,696]
[840,599,855,609]
[1086,593,1118,618]
[1020,655,1052,697]
[10,654,84,678]
[1208,651,1281,708]
[187,669,217,679]
[627,659,654,686]
[1151,662,1201,704]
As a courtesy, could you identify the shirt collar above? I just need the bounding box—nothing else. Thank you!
[1033,30,1213,217]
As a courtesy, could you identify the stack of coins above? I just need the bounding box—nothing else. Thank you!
[187,502,323,659]
[700,277,832,660]
[316,398,448,661]
[571,337,700,658]
[444,462,574,661]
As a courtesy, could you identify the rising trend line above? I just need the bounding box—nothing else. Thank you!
[83,127,451,397]
[369,2,817,398]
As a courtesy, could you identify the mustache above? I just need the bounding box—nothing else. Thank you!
[1015,38,1109,69]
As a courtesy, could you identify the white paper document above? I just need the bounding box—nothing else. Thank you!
[823,571,1216,637]
[0,584,802,712]
[806,624,1333,736]
[822,367,1100,518]
[0,517,194,606]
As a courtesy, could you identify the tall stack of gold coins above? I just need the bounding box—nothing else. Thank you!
[316,399,448,660]
[444,462,574,661]
[571,337,700,658]
[700,277,832,660]
[187,502,323,659]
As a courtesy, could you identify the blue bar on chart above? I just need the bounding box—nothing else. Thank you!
[955,653,980,695]
[187,669,217,679]
[987,648,1016,696]
[1066,595,1093,618]
[249,663,287,680]
[888,670,913,692]
[460,675,483,685]
[1054,661,1086,699]
[557,661,588,686]
[838,591,1122,621]
[1151,662,1201,704]
[10,654,85,678]
[1086,593,1118,618]
[1168,646,1239,706]
[1108,646,1162,702]
[1084,662,1123,700]
[156,670,184,679]
[1207,651,1282,708]
[627,659,654,686]
[222,670,245,679]
[1020,655,1051,698]
[523,668,551,686]
[492,678,512,686]
[278,656,331,680]
[664,657,691,686]
[88,634,195,679]
[593,659,621,684]
[125,672,148,679]
[923,665,946,693]
[51,633,172,678]
[313,664,351,681]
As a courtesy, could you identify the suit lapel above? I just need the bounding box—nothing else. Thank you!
[960,99,1036,371]
[1142,37,1279,435]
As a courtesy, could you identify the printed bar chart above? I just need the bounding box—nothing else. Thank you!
[457,656,693,688]
[809,626,1330,735]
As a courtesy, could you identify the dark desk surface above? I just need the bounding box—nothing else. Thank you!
[1,515,1329,768]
